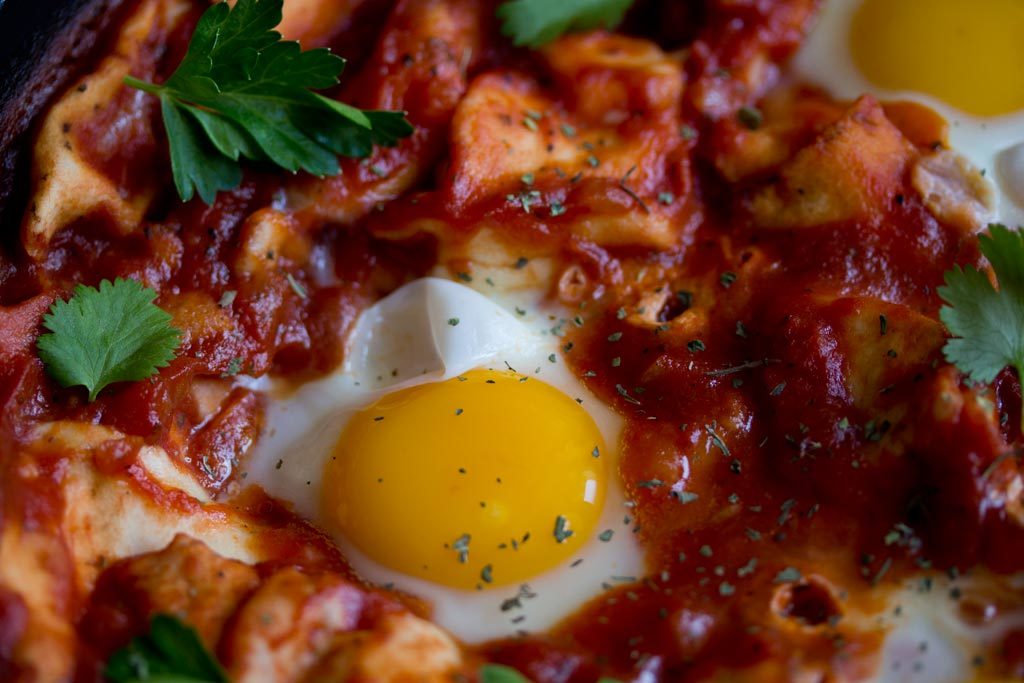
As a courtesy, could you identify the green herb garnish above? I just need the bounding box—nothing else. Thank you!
[497,0,633,48]
[480,664,622,683]
[939,225,1024,427]
[674,491,699,504]
[553,515,574,543]
[737,106,763,130]
[451,533,471,563]
[221,357,243,377]
[105,614,227,683]
[705,422,730,456]
[481,665,530,683]
[125,0,413,203]
[774,566,802,584]
[37,278,180,401]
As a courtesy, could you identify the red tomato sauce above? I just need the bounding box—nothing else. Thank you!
[2,0,1023,680]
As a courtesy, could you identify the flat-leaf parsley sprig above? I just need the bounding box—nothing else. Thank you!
[939,224,1024,425]
[125,0,413,204]
[497,0,634,48]
[36,278,180,401]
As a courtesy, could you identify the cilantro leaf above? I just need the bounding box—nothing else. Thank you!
[37,278,180,401]
[125,0,413,204]
[105,614,227,683]
[497,0,634,48]
[939,224,1024,390]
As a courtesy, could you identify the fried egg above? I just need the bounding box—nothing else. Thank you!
[239,277,643,642]
[792,0,1024,225]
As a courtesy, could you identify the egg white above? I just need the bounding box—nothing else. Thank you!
[237,277,644,643]
[873,574,1024,682]
[791,0,1024,226]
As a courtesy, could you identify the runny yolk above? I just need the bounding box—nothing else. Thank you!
[322,369,607,590]
[850,0,1024,117]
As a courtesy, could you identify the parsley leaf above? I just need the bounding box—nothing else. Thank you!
[497,0,634,48]
[125,0,413,203]
[37,278,180,401]
[105,614,227,683]
[939,224,1024,391]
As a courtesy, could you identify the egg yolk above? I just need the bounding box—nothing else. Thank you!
[850,0,1024,117]
[323,369,607,590]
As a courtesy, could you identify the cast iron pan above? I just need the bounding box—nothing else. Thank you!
[0,0,131,235]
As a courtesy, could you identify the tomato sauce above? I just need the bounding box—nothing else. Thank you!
[2,0,1023,680]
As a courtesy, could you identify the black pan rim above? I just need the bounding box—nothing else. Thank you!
[0,0,134,237]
